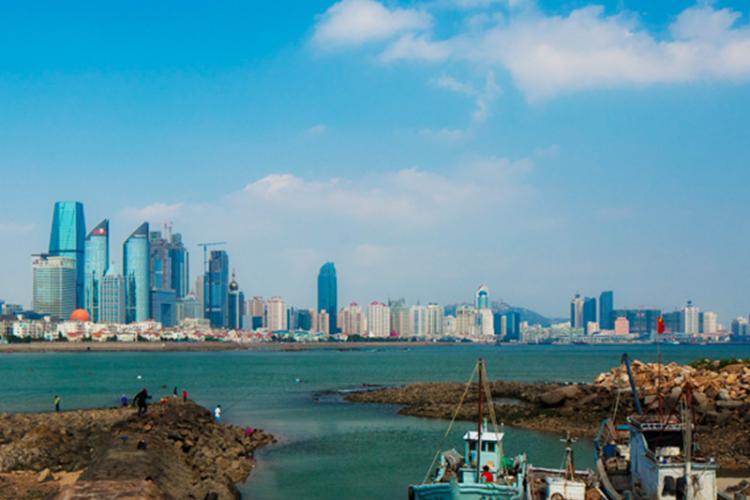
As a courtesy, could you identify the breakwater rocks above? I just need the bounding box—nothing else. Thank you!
[0,399,274,499]
[346,360,750,471]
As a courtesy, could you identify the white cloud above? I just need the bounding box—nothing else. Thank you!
[418,126,469,143]
[318,2,750,100]
[313,0,431,48]
[430,71,501,124]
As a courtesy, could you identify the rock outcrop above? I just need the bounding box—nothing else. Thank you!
[0,399,274,499]
[346,359,750,471]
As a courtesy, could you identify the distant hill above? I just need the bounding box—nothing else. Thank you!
[443,301,565,327]
[492,301,565,327]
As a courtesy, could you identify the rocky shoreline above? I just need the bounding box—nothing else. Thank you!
[345,360,750,472]
[0,399,275,499]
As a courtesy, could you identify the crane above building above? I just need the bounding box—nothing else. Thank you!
[196,242,227,274]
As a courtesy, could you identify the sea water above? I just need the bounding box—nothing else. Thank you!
[0,343,747,499]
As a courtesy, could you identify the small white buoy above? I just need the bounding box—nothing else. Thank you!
[137,375,142,380]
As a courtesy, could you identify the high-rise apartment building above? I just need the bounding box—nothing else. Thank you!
[267,296,287,331]
[425,303,444,337]
[683,300,700,335]
[123,222,150,323]
[409,304,427,336]
[388,299,410,337]
[84,219,109,322]
[32,255,76,319]
[317,262,337,334]
[48,201,86,308]
[455,306,477,336]
[205,250,229,328]
[702,311,718,334]
[100,268,125,324]
[599,290,614,330]
[367,301,390,337]
[318,309,330,335]
[340,303,365,335]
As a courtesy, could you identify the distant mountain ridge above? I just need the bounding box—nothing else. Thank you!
[492,301,565,327]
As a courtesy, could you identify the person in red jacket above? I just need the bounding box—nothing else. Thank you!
[481,465,494,483]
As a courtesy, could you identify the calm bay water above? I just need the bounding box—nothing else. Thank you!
[1,343,748,499]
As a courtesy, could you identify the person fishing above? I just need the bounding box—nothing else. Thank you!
[120,394,128,407]
[133,388,151,417]
[214,404,222,423]
[53,395,60,412]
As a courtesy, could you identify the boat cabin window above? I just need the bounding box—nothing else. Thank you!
[643,431,682,452]
[482,442,495,452]
[469,441,476,451]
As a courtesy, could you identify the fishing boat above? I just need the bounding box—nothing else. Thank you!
[407,358,527,500]
[594,354,718,499]
[526,433,605,500]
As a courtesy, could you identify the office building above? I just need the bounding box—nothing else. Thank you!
[249,296,265,329]
[205,250,229,328]
[84,219,109,322]
[176,294,201,322]
[478,308,494,336]
[731,317,749,337]
[583,297,597,335]
[317,262,337,334]
[612,308,661,335]
[570,294,584,328]
[228,272,243,330]
[599,291,614,330]
[100,268,126,324]
[123,222,150,323]
[32,255,76,319]
[267,296,287,331]
[475,285,490,310]
[48,201,86,308]
[151,289,177,327]
[662,310,683,333]
[169,233,189,298]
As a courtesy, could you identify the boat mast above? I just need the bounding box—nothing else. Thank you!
[684,393,692,499]
[476,358,483,482]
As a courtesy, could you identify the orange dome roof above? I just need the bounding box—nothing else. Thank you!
[70,309,91,322]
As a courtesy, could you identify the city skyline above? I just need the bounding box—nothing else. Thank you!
[1,1,750,320]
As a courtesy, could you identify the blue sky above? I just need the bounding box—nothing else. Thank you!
[1,0,749,321]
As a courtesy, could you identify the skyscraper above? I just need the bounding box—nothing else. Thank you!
[123,222,150,323]
[583,296,597,334]
[84,219,109,322]
[205,250,229,328]
[48,201,86,308]
[599,290,614,330]
[100,268,125,324]
[317,262,338,334]
[475,285,490,310]
[169,233,189,298]
[570,294,584,328]
[32,254,76,319]
[367,301,390,338]
[228,271,242,330]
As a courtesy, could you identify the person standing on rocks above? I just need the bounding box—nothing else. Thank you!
[133,388,151,417]
[214,404,222,423]
[53,395,60,412]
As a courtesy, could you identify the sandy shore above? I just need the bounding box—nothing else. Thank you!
[0,340,444,353]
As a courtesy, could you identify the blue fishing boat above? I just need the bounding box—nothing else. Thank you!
[408,359,527,500]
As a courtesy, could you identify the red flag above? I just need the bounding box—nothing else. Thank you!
[657,316,665,334]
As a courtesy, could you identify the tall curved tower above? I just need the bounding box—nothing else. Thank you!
[317,262,338,334]
[123,222,150,323]
[49,201,86,308]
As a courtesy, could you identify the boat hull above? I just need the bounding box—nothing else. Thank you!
[409,480,523,500]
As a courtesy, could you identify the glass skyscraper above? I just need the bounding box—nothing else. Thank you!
[317,262,338,334]
[32,254,77,319]
[123,222,150,323]
[599,290,614,330]
[205,250,229,328]
[169,233,189,299]
[48,201,86,308]
[583,296,597,334]
[100,268,125,324]
[84,219,109,322]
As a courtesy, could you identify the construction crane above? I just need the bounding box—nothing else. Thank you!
[197,242,226,325]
